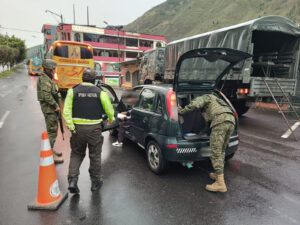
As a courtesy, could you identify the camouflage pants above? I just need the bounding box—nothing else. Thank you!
[68,124,104,182]
[43,112,58,149]
[210,122,235,175]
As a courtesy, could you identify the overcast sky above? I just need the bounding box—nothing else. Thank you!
[0,0,165,48]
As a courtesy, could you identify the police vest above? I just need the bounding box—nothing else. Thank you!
[72,84,104,120]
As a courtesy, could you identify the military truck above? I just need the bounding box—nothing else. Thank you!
[139,47,165,84]
[164,16,300,115]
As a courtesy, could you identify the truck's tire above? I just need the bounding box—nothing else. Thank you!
[233,101,249,116]
[144,79,153,85]
[146,141,168,175]
[225,153,235,161]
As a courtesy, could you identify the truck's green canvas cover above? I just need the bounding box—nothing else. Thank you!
[165,16,300,79]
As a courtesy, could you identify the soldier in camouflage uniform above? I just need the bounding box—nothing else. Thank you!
[178,93,235,192]
[37,59,63,163]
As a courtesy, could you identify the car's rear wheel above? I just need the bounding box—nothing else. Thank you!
[146,141,168,174]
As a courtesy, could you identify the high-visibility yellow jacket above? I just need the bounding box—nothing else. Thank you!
[63,82,114,131]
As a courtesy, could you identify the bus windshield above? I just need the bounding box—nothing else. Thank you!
[53,45,93,59]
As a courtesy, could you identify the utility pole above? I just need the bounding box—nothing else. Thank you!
[45,10,63,24]
[103,21,123,87]
[87,6,90,26]
[6,33,8,46]
[73,4,76,24]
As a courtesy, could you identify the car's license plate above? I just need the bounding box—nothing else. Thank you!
[228,140,239,147]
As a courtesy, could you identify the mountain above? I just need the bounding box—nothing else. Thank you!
[125,0,300,42]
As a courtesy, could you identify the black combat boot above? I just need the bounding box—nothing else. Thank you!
[91,180,103,192]
[68,178,80,194]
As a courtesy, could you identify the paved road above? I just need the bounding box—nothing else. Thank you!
[0,67,300,225]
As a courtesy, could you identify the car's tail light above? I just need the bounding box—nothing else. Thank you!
[234,111,238,118]
[166,90,178,121]
[237,88,249,95]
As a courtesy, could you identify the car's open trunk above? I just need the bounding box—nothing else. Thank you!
[177,92,209,140]
[251,31,299,79]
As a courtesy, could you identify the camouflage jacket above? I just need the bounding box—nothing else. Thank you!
[37,72,61,114]
[178,94,235,128]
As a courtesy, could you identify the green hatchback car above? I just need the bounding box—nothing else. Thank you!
[124,48,252,174]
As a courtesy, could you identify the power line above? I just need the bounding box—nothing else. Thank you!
[0,26,42,34]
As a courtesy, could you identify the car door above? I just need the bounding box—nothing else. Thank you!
[130,88,156,146]
[150,93,165,135]
[96,83,120,132]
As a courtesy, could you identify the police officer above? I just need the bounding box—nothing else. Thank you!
[63,69,114,193]
[37,59,63,163]
[178,93,235,193]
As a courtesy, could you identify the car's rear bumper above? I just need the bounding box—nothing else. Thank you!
[158,135,239,162]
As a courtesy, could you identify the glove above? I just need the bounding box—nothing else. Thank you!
[177,104,184,115]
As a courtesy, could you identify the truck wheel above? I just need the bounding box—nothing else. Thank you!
[146,141,168,174]
[225,153,235,161]
[144,79,153,85]
[234,101,249,116]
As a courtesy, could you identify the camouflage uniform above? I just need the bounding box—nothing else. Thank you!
[178,94,235,175]
[37,72,61,148]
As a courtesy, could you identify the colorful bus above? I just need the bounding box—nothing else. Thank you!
[28,57,43,75]
[47,41,94,91]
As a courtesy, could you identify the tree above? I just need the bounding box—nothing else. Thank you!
[0,34,26,63]
[0,45,20,70]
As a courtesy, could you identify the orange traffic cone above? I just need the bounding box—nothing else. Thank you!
[28,131,68,210]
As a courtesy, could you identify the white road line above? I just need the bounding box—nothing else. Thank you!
[0,111,10,128]
[281,121,300,139]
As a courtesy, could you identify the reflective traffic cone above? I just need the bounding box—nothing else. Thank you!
[28,131,68,210]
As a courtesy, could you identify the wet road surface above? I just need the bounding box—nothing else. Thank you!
[0,66,300,225]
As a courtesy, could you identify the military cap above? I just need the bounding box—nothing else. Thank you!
[82,69,96,80]
[42,59,57,69]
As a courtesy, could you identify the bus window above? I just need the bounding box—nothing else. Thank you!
[80,47,93,59]
[53,46,68,58]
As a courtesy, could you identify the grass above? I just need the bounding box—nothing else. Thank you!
[0,64,23,79]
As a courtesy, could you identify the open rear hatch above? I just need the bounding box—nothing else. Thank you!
[173,48,252,140]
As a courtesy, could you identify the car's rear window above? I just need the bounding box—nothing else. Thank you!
[179,57,230,82]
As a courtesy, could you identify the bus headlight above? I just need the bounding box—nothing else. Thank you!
[54,72,58,81]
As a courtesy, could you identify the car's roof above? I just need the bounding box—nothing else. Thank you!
[135,84,173,92]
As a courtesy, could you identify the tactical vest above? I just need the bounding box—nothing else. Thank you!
[72,84,104,120]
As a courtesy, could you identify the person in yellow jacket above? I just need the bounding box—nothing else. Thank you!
[63,69,114,193]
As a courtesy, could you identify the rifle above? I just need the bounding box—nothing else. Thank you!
[53,91,65,140]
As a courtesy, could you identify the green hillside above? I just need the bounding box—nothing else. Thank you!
[125,0,300,42]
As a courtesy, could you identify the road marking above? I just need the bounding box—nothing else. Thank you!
[0,111,10,128]
[281,121,300,138]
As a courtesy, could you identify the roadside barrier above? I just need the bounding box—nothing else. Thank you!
[27,131,68,210]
